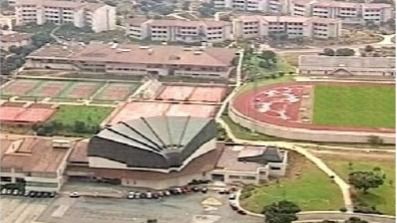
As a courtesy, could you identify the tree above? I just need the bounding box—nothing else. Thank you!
[73,121,87,133]
[9,46,23,55]
[323,48,335,56]
[336,48,355,56]
[259,60,271,68]
[262,200,301,223]
[261,50,277,63]
[344,217,368,223]
[348,171,384,194]
[364,45,374,52]
[231,57,239,66]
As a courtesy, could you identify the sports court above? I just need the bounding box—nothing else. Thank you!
[107,101,218,125]
[93,83,139,101]
[0,79,41,96]
[61,82,102,99]
[156,85,227,103]
[0,79,141,102]
[0,102,56,123]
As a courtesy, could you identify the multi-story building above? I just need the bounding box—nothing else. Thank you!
[0,136,73,192]
[233,15,341,39]
[213,0,290,14]
[291,0,393,24]
[127,18,233,43]
[25,42,238,79]
[15,0,116,32]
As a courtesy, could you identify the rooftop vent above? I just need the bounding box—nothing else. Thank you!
[110,43,118,49]
[52,139,71,149]
[148,48,154,55]
[193,51,202,55]
[139,46,150,49]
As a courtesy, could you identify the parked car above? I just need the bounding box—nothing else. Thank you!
[191,187,200,192]
[201,187,208,194]
[146,192,152,199]
[24,191,30,197]
[228,194,236,200]
[139,193,147,199]
[69,192,80,198]
[164,190,171,196]
[1,188,7,195]
[36,192,43,198]
[29,191,36,197]
[49,192,56,198]
[42,192,50,198]
[12,189,19,196]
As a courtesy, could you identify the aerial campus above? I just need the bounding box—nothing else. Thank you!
[0,0,395,222]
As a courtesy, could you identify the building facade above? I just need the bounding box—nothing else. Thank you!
[127,18,233,43]
[15,0,116,32]
[0,137,73,192]
[291,0,393,24]
[212,0,290,14]
[298,55,396,77]
[25,43,238,79]
[233,15,341,39]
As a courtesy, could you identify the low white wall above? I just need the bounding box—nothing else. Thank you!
[229,106,395,144]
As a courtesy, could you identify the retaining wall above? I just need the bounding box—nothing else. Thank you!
[229,106,395,144]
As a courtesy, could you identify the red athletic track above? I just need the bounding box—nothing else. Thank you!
[232,82,395,133]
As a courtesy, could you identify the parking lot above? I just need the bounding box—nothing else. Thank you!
[1,192,262,223]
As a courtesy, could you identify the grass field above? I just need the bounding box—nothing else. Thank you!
[50,105,113,126]
[240,152,344,213]
[313,85,395,128]
[318,153,395,215]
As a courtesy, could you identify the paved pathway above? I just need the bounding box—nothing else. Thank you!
[216,117,354,212]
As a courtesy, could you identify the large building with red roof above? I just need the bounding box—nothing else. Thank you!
[25,42,238,79]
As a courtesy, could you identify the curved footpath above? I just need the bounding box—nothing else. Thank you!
[215,75,395,221]
[219,118,396,222]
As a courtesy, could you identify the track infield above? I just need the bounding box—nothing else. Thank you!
[232,82,395,132]
[313,85,395,129]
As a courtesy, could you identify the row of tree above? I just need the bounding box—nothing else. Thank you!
[1,26,53,75]
[263,200,371,223]
[32,120,100,136]
[321,48,355,56]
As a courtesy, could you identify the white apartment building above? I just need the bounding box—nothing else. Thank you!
[213,0,290,14]
[291,0,393,24]
[15,0,116,32]
[233,15,341,39]
[127,18,233,43]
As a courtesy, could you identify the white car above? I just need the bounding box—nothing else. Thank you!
[69,192,80,198]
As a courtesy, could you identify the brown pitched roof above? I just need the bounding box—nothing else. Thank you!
[28,43,237,67]
[1,135,72,173]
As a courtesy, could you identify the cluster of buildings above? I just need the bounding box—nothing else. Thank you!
[212,0,393,25]
[25,42,238,79]
[14,0,116,32]
[127,15,342,42]
[0,117,288,191]
[0,30,32,50]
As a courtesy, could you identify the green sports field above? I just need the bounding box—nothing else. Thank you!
[313,85,395,128]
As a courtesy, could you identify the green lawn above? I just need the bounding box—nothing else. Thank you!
[50,105,113,126]
[240,153,344,213]
[313,85,395,128]
[319,154,395,215]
